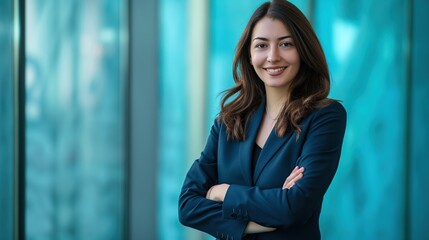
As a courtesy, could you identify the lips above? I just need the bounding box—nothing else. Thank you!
[264,66,287,75]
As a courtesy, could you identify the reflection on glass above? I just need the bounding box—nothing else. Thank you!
[316,0,408,239]
[0,0,14,239]
[25,1,126,240]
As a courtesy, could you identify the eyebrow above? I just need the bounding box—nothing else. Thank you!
[252,35,292,41]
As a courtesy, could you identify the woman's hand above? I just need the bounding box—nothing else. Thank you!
[206,183,230,202]
[282,166,304,189]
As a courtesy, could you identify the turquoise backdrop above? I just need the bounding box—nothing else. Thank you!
[1,0,428,240]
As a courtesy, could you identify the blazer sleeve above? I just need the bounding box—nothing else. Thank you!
[222,102,347,228]
[178,120,248,240]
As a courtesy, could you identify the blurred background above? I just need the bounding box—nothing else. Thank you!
[1,0,428,240]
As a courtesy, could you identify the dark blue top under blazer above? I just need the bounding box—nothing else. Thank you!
[179,101,347,240]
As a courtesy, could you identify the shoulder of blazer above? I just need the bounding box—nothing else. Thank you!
[308,100,347,121]
[297,101,347,135]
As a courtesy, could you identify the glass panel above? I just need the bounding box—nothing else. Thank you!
[158,0,188,239]
[25,1,126,240]
[0,0,14,239]
[411,0,429,239]
[315,0,408,239]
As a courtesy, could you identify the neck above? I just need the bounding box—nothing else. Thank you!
[265,87,290,119]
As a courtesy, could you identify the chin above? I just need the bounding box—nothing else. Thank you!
[264,80,292,88]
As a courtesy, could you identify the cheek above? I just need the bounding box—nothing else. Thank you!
[290,52,301,65]
[293,58,301,69]
[250,54,265,67]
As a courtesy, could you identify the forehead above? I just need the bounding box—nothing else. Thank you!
[252,16,291,38]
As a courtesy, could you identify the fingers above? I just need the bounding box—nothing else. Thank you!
[282,166,304,189]
[288,171,303,188]
[283,168,303,189]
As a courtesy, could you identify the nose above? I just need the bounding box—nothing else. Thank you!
[267,46,280,63]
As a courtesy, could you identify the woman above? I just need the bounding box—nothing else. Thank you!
[178,0,346,239]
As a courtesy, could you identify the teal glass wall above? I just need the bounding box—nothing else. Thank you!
[314,0,408,239]
[410,0,429,238]
[2,0,427,239]
[25,1,126,239]
[158,0,188,239]
[0,0,14,239]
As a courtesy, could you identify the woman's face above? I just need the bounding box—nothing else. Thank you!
[250,16,300,92]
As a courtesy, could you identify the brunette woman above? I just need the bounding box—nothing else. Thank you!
[179,1,346,239]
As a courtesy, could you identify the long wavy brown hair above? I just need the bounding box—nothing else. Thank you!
[219,0,332,141]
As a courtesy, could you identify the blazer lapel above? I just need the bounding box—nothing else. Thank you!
[253,121,294,184]
[239,102,264,186]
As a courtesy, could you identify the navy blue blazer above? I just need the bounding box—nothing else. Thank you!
[179,101,346,240]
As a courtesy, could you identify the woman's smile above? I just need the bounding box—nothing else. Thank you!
[264,66,288,76]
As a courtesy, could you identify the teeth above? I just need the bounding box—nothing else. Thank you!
[266,67,285,73]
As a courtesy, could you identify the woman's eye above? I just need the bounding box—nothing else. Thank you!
[280,42,294,47]
[255,43,266,48]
